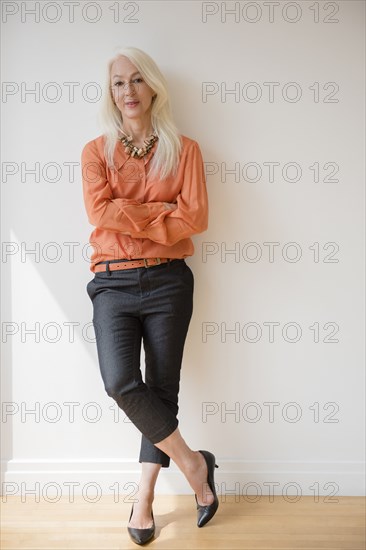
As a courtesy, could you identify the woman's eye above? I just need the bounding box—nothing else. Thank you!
[114,81,123,87]
[133,78,143,84]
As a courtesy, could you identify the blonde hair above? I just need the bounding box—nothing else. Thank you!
[99,46,182,180]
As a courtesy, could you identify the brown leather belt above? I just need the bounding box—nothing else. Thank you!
[94,257,170,273]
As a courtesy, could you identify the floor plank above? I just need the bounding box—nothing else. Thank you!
[1,495,365,549]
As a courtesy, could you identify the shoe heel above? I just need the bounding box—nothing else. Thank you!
[196,450,219,528]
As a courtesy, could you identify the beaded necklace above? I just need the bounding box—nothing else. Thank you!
[120,131,158,158]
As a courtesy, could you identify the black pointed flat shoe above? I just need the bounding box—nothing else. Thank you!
[195,449,219,527]
[127,504,155,545]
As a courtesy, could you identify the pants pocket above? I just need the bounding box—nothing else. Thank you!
[86,277,96,299]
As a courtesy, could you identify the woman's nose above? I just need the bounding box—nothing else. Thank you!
[124,82,137,93]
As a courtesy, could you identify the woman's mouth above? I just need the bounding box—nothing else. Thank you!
[125,101,139,108]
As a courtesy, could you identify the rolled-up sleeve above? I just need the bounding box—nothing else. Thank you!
[129,140,208,246]
[81,140,166,233]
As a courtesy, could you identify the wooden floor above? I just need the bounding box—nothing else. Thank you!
[1,495,365,549]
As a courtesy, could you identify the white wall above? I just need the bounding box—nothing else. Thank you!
[1,0,365,499]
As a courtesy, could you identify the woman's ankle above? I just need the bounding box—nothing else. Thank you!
[135,485,155,502]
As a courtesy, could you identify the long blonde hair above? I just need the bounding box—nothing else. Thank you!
[99,47,182,180]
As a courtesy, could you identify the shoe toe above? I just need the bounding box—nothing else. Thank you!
[127,525,155,545]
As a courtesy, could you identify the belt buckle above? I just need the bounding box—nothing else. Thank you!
[143,258,161,268]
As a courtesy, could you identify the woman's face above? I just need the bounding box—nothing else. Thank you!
[110,56,156,124]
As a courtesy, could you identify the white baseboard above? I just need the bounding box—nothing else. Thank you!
[1,459,364,498]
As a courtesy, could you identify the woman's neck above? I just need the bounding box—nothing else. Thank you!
[122,118,154,147]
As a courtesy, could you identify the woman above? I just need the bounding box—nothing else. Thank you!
[81,47,218,545]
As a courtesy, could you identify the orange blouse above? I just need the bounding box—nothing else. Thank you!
[81,134,209,273]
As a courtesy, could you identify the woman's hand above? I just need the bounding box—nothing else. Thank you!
[120,202,176,236]
[164,202,177,211]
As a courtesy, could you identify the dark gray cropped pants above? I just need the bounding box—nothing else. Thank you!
[86,259,193,468]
